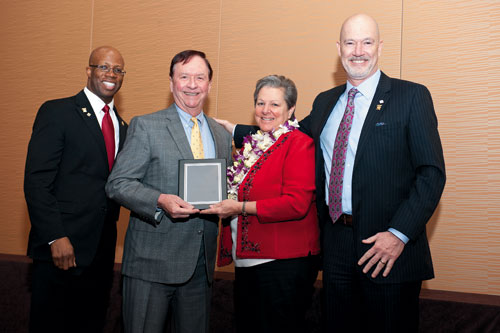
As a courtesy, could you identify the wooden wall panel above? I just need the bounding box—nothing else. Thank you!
[0,0,499,296]
[0,0,93,255]
[91,0,222,119]
[216,0,402,125]
[402,0,500,295]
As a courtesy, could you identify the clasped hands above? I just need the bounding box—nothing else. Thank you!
[157,195,240,220]
[358,231,405,278]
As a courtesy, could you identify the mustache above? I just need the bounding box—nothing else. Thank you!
[348,56,369,61]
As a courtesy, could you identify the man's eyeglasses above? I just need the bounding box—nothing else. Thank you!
[89,64,126,75]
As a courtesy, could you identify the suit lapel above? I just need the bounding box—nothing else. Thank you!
[354,72,392,165]
[114,109,127,152]
[74,91,109,164]
[316,85,346,137]
[206,117,226,159]
[163,105,194,160]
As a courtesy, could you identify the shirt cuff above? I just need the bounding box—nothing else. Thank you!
[155,207,164,221]
[388,228,409,244]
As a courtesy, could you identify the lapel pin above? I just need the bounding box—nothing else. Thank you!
[121,120,125,126]
[82,108,87,112]
[376,105,382,110]
[87,113,91,117]
[379,100,384,103]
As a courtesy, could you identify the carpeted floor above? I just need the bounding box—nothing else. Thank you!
[0,254,498,332]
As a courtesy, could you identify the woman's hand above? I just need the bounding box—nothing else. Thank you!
[213,118,236,134]
[201,199,242,219]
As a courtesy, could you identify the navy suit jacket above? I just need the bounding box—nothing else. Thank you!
[235,72,446,283]
[25,90,128,267]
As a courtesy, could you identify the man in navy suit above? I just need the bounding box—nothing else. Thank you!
[230,14,445,332]
[24,46,128,333]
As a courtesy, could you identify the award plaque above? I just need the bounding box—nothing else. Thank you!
[178,159,227,209]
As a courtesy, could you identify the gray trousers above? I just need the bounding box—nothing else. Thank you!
[122,245,211,333]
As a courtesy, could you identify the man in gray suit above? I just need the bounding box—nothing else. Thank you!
[106,50,232,333]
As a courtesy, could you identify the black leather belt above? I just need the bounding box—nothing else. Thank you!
[336,214,353,226]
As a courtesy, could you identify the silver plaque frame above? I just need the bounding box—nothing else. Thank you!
[178,159,227,209]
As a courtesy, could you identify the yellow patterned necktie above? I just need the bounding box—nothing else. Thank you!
[190,116,204,159]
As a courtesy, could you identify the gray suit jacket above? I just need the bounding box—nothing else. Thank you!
[106,104,232,284]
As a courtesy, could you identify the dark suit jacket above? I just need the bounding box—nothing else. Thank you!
[235,72,446,284]
[24,90,128,267]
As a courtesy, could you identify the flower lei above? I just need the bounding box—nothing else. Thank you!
[227,118,300,200]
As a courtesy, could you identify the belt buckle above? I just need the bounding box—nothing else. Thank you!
[339,214,352,226]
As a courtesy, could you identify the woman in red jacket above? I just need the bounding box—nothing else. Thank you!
[202,75,320,333]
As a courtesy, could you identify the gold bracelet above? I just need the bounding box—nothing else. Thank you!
[241,201,248,217]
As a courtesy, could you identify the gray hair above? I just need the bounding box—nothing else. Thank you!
[253,75,297,110]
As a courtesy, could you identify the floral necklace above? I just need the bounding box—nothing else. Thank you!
[227,118,300,200]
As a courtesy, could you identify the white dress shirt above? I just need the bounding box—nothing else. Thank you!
[319,70,408,243]
[84,87,120,157]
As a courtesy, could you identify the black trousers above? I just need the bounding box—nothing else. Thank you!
[322,221,421,333]
[234,255,319,333]
[29,223,116,333]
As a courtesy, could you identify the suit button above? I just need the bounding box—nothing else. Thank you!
[197,230,203,235]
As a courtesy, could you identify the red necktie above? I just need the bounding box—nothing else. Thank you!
[101,105,115,171]
[328,87,358,223]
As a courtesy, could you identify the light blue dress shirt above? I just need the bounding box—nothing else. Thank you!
[155,105,217,220]
[319,70,408,244]
[175,104,216,159]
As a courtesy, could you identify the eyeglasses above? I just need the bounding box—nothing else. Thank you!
[89,64,126,75]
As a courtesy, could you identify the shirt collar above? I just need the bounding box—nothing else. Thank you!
[84,87,115,112]
[345,69,381,100]
[175,104,205,126]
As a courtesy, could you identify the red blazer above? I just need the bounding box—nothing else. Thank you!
[218,130,320,266]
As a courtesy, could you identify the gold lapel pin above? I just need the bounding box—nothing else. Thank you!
[82,108,87,112]
[87,113,92,117]
[121,120,125,126]
[376,105,382,110]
